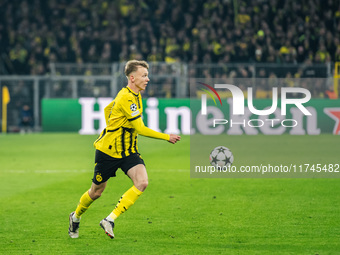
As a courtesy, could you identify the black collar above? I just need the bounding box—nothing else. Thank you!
[126,86,139,97]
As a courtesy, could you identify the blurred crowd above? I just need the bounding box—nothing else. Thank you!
[0,0,339,75]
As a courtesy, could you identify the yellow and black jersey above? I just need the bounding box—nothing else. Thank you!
[94,86,170,158]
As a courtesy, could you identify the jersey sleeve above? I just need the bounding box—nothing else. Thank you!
[104,100,115,125]
[119,94,142,120]
[129,115,170,141]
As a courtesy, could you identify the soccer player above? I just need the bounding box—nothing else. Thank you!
[68,60,180,239]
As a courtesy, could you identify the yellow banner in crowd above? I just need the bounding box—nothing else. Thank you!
[2,86,10,133]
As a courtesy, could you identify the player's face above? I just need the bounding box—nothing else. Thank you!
[133,67,149,92]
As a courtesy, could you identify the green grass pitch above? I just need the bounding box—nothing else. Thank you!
[0,133,339,254]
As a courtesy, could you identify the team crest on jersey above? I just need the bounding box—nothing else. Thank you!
[130,103,137,111]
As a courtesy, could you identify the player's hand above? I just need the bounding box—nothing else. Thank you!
[168,134,181,144]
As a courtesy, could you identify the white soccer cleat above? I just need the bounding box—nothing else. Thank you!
[68,212,80,238]
[100,218,115,239]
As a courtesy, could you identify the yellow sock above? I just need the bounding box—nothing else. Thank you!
[109,186,143,220]
[75,191,94,218]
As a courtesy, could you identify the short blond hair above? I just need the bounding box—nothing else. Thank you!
[124,60,149,77]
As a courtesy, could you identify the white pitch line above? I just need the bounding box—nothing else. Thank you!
[5,169,91,174]
[4,169,188,174]
[151,169,188,172]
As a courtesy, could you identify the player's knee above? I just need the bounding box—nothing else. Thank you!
[136,179,148,192]
[92,191,102,200]
[89,188,103,200]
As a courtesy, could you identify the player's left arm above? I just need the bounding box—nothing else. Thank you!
[104,100,115,125]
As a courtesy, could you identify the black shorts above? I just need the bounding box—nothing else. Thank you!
[92,150,145,185]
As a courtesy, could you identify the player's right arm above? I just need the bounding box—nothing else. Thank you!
[118,93,181,143]
[129,116,169,140]
[129,117,180,143]
[168,134,181,144]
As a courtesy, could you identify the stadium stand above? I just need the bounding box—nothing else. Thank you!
[0,0,339,132]
[0,0,339,76]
